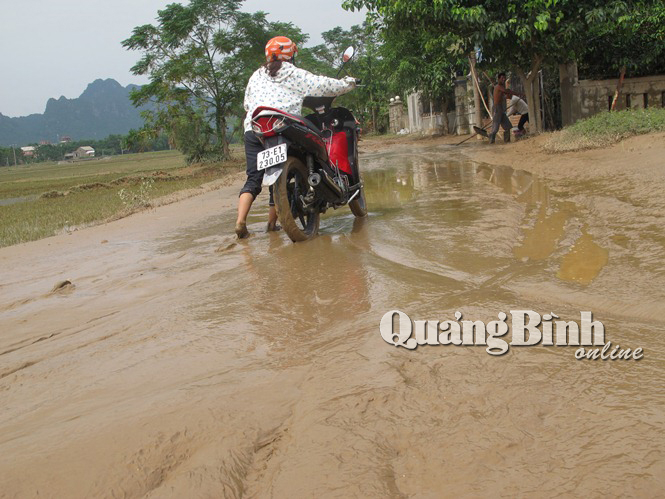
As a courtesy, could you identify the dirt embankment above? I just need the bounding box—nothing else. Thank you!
[469,130,665,182]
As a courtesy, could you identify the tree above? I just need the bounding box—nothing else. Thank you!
[378,18,466,134]
[349,21,390,133]
[0,147,18,167]
[123,1,315,161]
[123,0,258,161]
[344,0,631,132]
[579,1,665,80]
[125,128,156,154]
[303,22,390,133]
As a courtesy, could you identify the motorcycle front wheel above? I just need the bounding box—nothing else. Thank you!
[274,157,320,242]
[349,184,368,217]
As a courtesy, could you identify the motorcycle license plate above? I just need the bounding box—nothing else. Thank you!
[257,144,287,171]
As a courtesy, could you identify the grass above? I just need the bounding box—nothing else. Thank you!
[544,107,665,152]
[0,148,244,248]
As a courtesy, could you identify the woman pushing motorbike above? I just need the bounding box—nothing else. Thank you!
[235,36,357,239]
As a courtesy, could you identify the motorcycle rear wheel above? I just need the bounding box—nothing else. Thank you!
[274,157,320,242]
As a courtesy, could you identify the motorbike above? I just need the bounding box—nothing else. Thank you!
[250,46,367,242]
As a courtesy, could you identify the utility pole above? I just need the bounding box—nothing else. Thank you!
[11,145,17,166]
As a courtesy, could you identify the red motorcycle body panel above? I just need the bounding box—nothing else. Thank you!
[328,131,351,174]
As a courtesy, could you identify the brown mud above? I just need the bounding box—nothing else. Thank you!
[1,133,664,497]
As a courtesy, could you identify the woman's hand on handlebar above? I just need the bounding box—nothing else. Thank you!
[343,76,358,86]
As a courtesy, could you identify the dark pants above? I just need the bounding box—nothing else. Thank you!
[240,131,273,205]
[490,109,512,136]
[489,109,512,143]
[518,113,529,131]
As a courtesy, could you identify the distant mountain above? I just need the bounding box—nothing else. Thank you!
[0,79,149,146]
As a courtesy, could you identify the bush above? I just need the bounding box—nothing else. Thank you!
[544,108,665,152]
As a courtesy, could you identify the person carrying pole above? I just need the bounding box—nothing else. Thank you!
[489,73,524,144]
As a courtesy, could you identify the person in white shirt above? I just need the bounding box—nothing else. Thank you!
[235,36,356,239]
[507,95,529,134]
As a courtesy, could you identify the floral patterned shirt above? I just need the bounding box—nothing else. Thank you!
[243,62,354,132]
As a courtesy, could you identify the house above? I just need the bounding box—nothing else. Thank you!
[20,146,36,157]
[73,146,95,159]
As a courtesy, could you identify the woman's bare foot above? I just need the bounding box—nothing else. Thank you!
[235,222,249,239]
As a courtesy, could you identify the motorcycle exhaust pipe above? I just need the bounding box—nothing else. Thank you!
[318,170,344,198]
[308,173,321,187]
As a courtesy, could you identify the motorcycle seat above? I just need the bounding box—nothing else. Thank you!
[300,116,322,134]
[252,106,322,135]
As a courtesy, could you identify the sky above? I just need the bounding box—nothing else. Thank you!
[0,0,366,118]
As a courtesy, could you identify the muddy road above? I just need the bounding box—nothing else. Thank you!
[1,139,664,497]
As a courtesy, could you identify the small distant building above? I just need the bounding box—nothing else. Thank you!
[73,146,95,159]
[20,146,36,157]
[59,136,72,144]
[39,140,51,146]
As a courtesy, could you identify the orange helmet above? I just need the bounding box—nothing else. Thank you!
[265,36,297,62]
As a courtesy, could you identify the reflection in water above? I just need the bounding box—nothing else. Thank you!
[558,229,610,284]
[361,168,416,210]
[476,161,610,282]
[513,203,573,261]
[359,151,611,287]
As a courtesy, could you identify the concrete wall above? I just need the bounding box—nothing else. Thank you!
[454,77,479,135]
[407,92,424,132]
[421,113,442,132]
[406,78,477,135]
[420,112,456,133]
[560,62,665,126]
[389,99,409,133]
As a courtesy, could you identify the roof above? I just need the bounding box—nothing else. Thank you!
[78,146,95,151]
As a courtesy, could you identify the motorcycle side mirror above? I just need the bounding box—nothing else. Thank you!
[342,46,355,63]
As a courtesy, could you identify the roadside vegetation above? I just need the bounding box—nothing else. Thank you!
[544,108,665,152]
[0,148,243,248]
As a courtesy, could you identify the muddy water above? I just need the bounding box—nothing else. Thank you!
[1,144,664,497]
